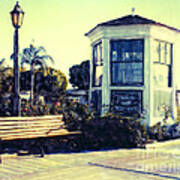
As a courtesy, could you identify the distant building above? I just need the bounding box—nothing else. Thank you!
[85,14,180,126]
[66,89,88,104]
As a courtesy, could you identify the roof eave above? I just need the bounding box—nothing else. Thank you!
[85,24,101,37]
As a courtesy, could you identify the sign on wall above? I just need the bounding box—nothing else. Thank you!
[111,91,142,115]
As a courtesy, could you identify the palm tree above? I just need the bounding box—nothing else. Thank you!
[20,44,54,104]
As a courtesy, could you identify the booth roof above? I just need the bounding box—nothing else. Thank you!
[85,14,180,36]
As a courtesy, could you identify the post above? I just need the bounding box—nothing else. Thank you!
[13,28,21,116]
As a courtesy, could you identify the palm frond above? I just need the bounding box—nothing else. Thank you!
[0,67,12,73]
[34,58,47,67]
[33,59,48,73]
[0,58,5,66]
[34,46,46,56]
[37,55,54,64]
[30,44,36,52]
[21,57,31,67]
[21,44,54,73]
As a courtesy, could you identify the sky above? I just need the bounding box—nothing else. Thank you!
[0,0,180,88]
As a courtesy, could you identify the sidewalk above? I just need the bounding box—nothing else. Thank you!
[0,139,179,180]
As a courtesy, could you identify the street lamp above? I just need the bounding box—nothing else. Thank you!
[10,2,24,116]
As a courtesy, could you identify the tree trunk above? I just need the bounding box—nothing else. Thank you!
[30,64,34,105]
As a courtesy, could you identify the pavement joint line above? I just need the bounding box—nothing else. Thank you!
[88,162,180,180]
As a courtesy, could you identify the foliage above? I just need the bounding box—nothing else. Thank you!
[149,121,180,141]
[20,44,54,104]
[0,59,13,91]
[60,100,93,131]
[69,60,90,90]
[82,114,148,150]
[148,105,179,141]
[40,68,68,103]
[149,122,165,141]
[20,67,68,102]
[20,44,54,70]
[21,99,49,116]
[0,59,14,116]
[0,63,67,116]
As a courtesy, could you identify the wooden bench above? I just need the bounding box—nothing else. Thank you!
[0,115,81,157]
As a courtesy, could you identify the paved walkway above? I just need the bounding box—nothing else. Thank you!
[0,140,180,180]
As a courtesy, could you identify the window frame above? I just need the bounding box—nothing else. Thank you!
[110,39,144,86]
[153,40,173,87]
[92,42,103,87]
[110,90,143,115]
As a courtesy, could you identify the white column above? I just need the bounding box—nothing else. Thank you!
[101,38,110,115]
[143,36,152,126]
[171,43,177,121]
[88,44,94,106]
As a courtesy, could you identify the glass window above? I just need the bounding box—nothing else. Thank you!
[166,43,172,65]
[93,43,103,86]
[91,90,102,115]
[153,40,173,87]
[112,63,143,85]
[164,43,168,63]
[160,42,165,64]
[111,39,144,86]
[111,90,142,115]
[153,40,160,61]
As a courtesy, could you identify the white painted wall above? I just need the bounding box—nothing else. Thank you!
[149,25,180,125]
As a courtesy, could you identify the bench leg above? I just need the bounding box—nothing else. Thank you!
[28,139,45,157]
[0,140,2,163]
[38,145,45,157]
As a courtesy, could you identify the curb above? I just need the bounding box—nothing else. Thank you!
[146,138,180,149]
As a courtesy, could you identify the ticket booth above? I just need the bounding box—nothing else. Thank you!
[85,14,180,126]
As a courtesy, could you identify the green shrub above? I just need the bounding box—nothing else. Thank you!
[59,100,93,131]
[82,113,148,150]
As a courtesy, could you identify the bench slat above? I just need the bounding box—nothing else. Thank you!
[1,130,81,141]
[0,115,79,141]
[0,122,64,130]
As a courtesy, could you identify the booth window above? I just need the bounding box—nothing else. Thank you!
[153,40,172,87]
[110,39,144,86]
[93,43,103,87]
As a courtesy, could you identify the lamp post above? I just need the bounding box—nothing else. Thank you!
[10,2,24,116]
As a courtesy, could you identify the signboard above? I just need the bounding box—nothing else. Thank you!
[111,91,142,115]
